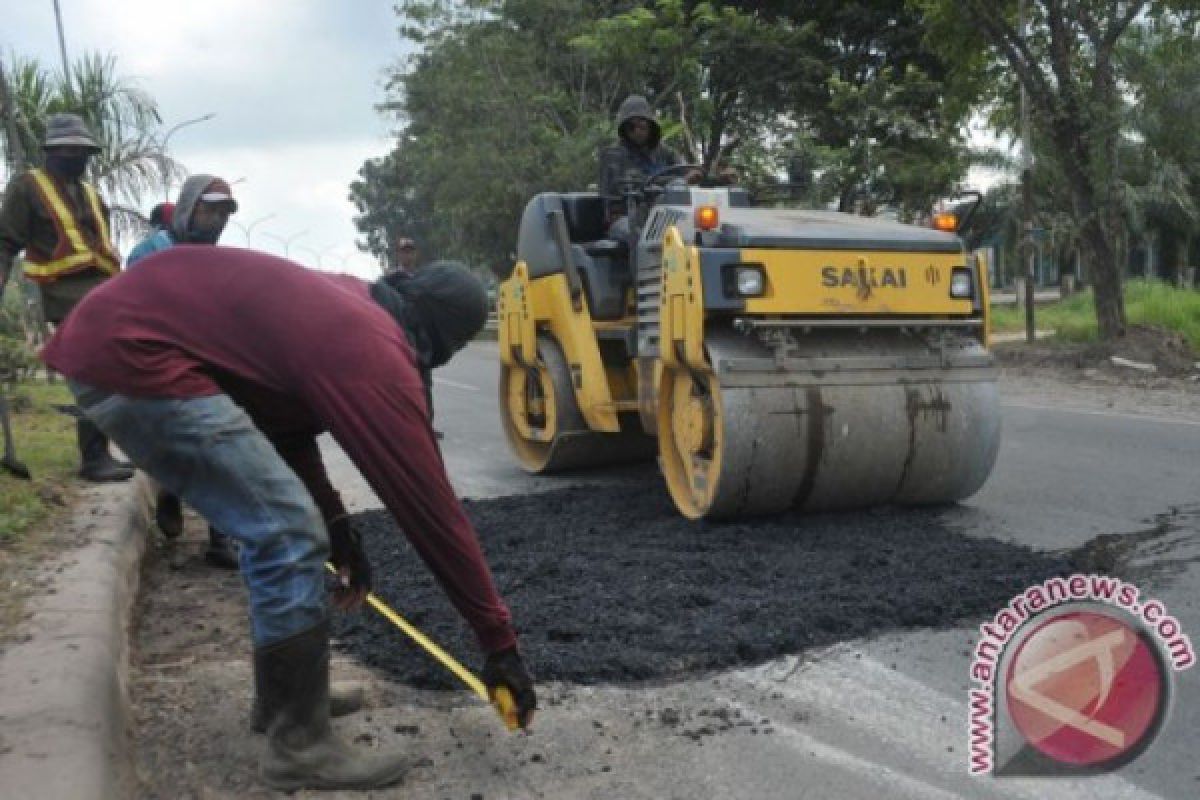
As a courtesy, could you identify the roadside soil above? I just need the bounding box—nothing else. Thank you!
[0,479,83,652]
[129,366,1198,799]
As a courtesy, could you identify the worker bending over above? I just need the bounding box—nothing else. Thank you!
[41,248,535,791]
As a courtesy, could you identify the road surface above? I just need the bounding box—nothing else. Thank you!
[316,341,1198,799]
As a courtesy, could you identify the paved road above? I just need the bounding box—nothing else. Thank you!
[323,342,1199,799]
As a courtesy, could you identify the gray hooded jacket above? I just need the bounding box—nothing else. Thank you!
[171,174,234,243]
[598,95,681,199]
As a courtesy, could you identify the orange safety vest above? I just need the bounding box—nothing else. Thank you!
[22,169,120,283]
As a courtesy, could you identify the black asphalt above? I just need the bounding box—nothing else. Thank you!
[332,485,1082,688]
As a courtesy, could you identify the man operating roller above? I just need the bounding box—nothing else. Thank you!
[40,248,535,791]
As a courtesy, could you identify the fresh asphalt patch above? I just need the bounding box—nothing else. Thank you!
[333,485,1082,688]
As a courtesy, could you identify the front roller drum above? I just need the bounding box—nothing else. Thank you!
[499,335,653,473]
[657,366,808,520]
[656,332,1001,520]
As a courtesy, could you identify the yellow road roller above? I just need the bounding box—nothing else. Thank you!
[497,175,1000,519]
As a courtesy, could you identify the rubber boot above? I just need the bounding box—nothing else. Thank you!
[256,621,412,790]
[250,681,366,734]
[155,490,184,539]
[77,418,134,483]
[204,526,240,570]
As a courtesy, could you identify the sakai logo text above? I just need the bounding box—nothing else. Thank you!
[820,266,908,290]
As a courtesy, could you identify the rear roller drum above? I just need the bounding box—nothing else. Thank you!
[499,335,653,473]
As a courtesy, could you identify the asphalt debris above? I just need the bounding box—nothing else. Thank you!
[332,485,1080,687]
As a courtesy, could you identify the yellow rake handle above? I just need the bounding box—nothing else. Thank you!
[325,563,518,731]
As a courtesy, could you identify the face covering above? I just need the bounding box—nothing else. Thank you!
[44,153,89,179]
[184,221,225,245]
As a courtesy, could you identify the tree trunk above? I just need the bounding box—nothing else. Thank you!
[1079,216,1126,340]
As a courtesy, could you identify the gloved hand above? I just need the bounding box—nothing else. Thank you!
[328,515,371,611]
[482,646,537,730]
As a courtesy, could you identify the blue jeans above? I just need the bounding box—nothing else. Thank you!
[70,383,329,647]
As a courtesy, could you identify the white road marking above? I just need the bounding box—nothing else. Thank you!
[716,695,967,800]
[729,652,1165,799]
[434,377,480,392]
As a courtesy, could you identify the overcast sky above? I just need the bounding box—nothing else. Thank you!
[4,0,406,278]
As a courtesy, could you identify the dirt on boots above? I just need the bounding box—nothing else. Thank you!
[255,621,415,791]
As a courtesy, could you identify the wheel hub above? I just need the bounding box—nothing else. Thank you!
[673,382,714,457]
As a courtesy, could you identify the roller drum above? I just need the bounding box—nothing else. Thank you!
[499,335,654,473]
[658,329,1001,518]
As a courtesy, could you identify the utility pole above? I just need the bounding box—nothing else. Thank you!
[52,0,73,98]
[1019,0,1036,343]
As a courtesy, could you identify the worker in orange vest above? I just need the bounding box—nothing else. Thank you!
[0,113,132,482]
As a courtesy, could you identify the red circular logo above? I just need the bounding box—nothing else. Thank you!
[1005,610,1166,767]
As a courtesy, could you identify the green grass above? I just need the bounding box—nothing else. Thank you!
[990,279,1200,350]
[0,379,78,542]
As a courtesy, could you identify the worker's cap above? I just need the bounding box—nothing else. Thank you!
[396,237,417,251]
[43,113,101,153]
[149,202,175,228]
[198,178,238,212]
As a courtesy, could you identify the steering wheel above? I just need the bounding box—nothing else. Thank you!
[639,163,704,195]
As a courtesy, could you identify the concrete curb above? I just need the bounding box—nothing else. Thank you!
[0,474,154,800]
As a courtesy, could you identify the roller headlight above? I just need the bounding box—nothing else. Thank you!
[950,268,973,298]
[734,265,765,297]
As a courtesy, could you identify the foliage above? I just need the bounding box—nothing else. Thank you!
[991,279,1200,350]
[352,0,980,268]
[917,0,1196,341]
[353,1,625,269]
[1118,16,1200,281]
[2,52,182,239]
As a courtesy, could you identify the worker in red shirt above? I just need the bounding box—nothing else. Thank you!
[41,249,535,791]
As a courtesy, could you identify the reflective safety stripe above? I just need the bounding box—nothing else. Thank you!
[23,170,119,281]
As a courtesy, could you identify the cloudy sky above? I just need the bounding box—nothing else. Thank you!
[5,0,408,278]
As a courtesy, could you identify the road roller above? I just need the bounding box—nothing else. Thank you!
[496,171,1000,519]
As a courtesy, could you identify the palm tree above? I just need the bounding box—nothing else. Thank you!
[1,52,184,239]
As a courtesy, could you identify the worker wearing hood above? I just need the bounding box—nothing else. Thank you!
[172,173,237,244]
[39,248,534,791]
[126,174,237,266]
[597,94,684,202]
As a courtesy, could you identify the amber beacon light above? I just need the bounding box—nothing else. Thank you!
[695,205,720,231]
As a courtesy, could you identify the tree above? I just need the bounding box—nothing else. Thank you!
[571,0,824,180]
[798,1,983,218]
[353,1,983,268]
[1,52,181,239]
[355,1,628,270]
[1121,14,1200,284]
[917,0,1186,340]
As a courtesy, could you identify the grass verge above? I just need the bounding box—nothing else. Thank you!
[991,279,1200,350]
[0,378,79,645]
[0,379,77,542]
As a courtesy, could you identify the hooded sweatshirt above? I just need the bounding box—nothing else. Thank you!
[372,261,489,416]
[598,95,681,199]
[127,175,231,266]
[41,247,517,653]
[171,173,235,243]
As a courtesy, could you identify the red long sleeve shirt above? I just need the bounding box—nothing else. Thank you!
[41,246,516,653]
